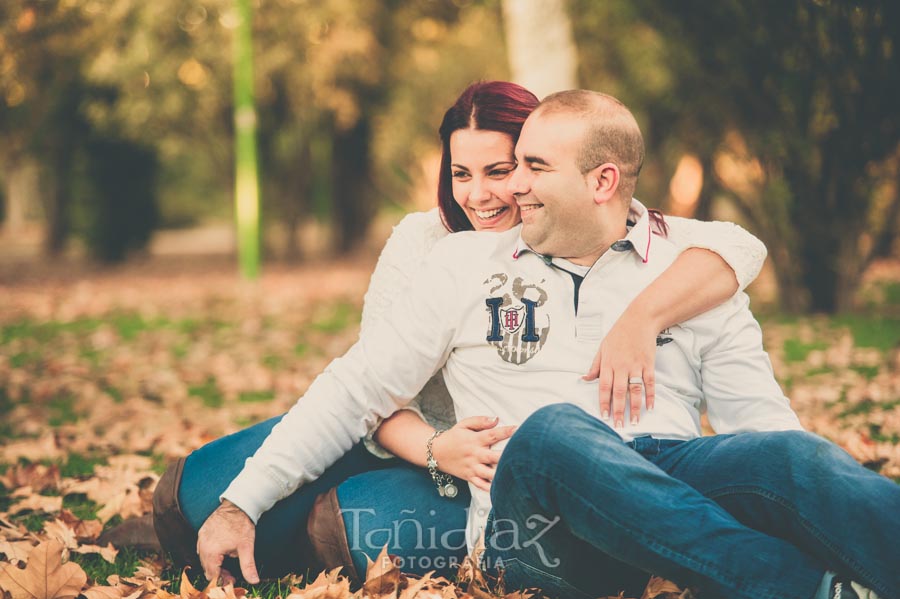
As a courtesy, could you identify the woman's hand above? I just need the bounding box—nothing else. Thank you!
[583,309,659,429]
[431,416,517,492]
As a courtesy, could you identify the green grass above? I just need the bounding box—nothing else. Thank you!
[850,365,879,380]
[868,423,900,445]
[70,547,146,584]
[48,395,81,426]
[782,338,829,362]
[838,398,876,417]
[171,342,189,359]
[262,354,284,369]
[188,378,223,408]
[1,314,232,347]
[310,302,359,334]
[1,319,105,344]
[9,351,41,368]
[805,366,834,377]
[880,282,900,306]
[238,390,275,403]
[61,453,108,478]
[832,315,900,351]
[63,495,100,520]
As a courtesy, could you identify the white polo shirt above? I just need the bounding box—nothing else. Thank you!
[222,207,801,549]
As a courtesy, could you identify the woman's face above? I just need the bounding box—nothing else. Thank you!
[449,128,521,232]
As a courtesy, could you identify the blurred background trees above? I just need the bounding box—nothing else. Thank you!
[1,0,898,312]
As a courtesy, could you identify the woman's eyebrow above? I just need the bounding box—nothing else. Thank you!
[450,163,470,170]
[484,161,516,169]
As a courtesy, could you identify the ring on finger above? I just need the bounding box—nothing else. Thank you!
[628,376,644,385]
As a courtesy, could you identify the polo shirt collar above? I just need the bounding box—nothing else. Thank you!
[512,197,654,265]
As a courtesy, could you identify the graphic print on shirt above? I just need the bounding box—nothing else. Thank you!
[484,274,550,365]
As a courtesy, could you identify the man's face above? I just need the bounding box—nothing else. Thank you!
[508,112,598,263]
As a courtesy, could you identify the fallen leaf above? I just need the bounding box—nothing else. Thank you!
[0,465,60,494]
[178,569,209,599]
[0,540,36,563]
[41,521,77,550]
[72,543,118,564]
[641,576,685,599]
[82,586,128,599]
[362,546,400,598]
[206,584,246,599]
[8,495,63,516]
[284,568,350,599]
[0,434,63,463]
[59,511,102,542]
[0,540,87,599]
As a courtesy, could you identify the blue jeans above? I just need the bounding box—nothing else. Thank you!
[178,415,467,578]
[484,404,900,599]
[336,465,471,578]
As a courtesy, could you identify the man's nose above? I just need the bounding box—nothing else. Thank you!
[508,164,529,195]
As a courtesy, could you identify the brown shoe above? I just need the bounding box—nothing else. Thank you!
[307,487,361,583]
[97,514,162,552]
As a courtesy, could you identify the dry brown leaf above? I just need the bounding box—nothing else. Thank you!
[640,576,685,599]
[206,584,247,599]
[0,540,37,563]
[72,543,118,564]
[59,510,103,542]
[178,569,210,599]
[0,465,60,494]
[362,546,400,598]
[397,572,434,599]
[0,518,29,542]
[284,568,351,599]
[0,540,87,599]
[82,586,129,599]
[0,434,63,463]
[9,495,63,516]
[62,465,156,524]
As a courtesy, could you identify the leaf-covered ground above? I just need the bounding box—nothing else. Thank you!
[2,257,900,599]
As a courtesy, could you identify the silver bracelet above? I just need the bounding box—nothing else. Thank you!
[426,429,459,498]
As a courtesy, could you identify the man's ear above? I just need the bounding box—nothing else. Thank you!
[587,163,620,205]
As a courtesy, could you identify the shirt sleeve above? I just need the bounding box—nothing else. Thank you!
[362,401,427,460]
[689,294,804,434]
[360,210,445,333]
[661,216,767,292]
[221,244,460,522]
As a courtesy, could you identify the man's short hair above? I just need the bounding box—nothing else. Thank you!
[536,90,644,199]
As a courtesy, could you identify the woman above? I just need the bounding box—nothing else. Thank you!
[153,81,767,584]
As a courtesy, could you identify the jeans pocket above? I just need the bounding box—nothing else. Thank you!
[496,557,593,599]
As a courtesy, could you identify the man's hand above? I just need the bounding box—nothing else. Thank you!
[196,500,260,585]
[583,309,658,429]
[432,416,517,492]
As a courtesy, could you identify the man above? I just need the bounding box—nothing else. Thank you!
[198,91,898,599]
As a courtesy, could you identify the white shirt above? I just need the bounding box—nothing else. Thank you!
[222,202,801,550]
[359,202,769,456]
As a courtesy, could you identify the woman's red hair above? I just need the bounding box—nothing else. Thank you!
[437,81,539,232]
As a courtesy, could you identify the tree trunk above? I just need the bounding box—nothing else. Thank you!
[233,0,261,279]
[331,117,373,254]
[43,147,73,256]
[692,155,717,221]
[3,156,41,235]
[502,0,578,98]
